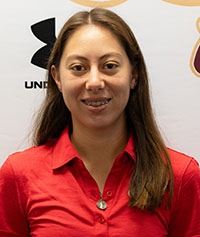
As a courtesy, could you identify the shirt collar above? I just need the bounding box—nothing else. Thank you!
[51,127,136,170]
[51,127,80,170]
[124,135,136,162]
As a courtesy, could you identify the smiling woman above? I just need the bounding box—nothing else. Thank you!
[51,24,134,132]
[0,7,200,237]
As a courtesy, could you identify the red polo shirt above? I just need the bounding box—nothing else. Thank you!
[0,127,200,236]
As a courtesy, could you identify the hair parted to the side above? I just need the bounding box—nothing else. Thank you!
[32,8,174,213]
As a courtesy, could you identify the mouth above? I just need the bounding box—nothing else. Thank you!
[81,98,111,107]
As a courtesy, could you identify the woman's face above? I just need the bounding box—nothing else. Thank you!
[52,25,136,131]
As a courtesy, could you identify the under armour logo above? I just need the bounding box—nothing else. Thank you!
[31,18,56,69]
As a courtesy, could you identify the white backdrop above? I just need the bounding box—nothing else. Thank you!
[0,0,200,166]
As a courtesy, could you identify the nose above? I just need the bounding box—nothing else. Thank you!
[85,67,105,92]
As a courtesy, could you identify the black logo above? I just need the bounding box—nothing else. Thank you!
[27,18,56,89]
[31,18,56,69]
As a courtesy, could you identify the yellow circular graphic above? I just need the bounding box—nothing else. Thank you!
[162,0,200,6]
[70,0,128,8]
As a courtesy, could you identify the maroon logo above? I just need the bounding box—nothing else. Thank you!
[190,17,200,77]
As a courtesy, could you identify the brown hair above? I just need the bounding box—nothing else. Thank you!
[33,8,174,213]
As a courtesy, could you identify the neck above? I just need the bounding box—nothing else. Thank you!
[70,122,128,163]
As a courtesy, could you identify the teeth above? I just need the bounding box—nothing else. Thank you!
[84,99,110,107]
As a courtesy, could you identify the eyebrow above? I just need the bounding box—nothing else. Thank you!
[66,53,123,62]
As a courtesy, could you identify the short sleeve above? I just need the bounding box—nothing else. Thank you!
[169,158,200,236]
[0,158,29,236]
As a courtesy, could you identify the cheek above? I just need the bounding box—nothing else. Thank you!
[61,79,80,96]
[120,89,131,106]
[114,79,131,99]
[60,81,81,108]
[118,84,131,108]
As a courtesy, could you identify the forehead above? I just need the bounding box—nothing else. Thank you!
[63,24,125,56]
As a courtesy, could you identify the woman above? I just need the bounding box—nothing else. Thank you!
[0,8,199,236]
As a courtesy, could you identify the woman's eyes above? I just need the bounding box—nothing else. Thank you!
[71,65,85,71]
[70,62,119,73]
[103,63,118,70]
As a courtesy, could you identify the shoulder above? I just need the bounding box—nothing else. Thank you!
[167,148,199,177]
[1,142,55,176]
[167,148,200,198]
[166,149,200,234]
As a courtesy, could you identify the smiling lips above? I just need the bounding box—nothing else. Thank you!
[82,98,111,107]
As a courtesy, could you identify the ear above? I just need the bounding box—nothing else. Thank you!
[130,72,138,89]
[51,65,62,92]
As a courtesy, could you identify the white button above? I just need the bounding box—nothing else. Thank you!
[97,200,107,210]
